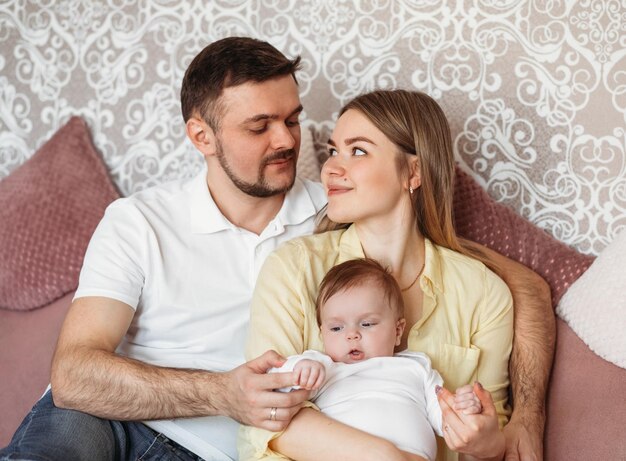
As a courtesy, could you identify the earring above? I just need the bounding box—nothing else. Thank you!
[409,186,414,195]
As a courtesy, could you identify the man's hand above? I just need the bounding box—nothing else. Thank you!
[293,359,326,391]
[502,416,543,461]
[221,350,311,431]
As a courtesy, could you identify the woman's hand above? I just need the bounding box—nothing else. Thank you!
[437,382,505,461]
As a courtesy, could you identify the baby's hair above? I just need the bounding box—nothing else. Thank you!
[315,258,405,326]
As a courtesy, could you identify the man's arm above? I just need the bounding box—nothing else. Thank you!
[464,242,554,461]
[50,296,308,430]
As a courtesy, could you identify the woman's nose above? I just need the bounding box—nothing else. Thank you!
[322,155,346,178]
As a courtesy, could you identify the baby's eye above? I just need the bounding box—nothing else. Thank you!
[329,326,343,332]
[361,322,375,328]
[353,147,367,156]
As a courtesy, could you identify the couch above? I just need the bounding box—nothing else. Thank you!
[1,117,625,460]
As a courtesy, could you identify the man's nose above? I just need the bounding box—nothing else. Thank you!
[270,124,297,151]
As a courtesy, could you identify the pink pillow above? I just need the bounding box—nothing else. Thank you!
[0,117,119,311]
[453,166,595,307]
[0,291,74,445]
[545,318,626,460]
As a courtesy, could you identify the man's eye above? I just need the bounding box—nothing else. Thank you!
[353,147,366,156]
[286,118,300,127]
[250,126,267,134]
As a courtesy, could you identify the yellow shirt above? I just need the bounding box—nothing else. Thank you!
[240,225,513,461]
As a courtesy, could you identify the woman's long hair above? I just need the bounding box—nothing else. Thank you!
[315,89,487,264]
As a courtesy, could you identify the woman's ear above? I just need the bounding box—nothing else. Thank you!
[186,117,217,159]
[408,156,421,192]
[395,318,407,346]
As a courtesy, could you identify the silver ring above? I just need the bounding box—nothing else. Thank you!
[269,407,277,421]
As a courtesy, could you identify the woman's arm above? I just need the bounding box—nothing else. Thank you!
[466,241,554,460]
[272,408,425,461]
[433,253,514,460]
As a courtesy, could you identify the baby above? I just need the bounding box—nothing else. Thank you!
[271,258,481,461]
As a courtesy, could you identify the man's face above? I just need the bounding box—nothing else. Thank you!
[213,75,303,197]
[320,283,404,364]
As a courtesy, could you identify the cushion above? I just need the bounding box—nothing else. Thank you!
[0,291,74,446]
[296,125,320,182]
[556,229,626,368]
[453,166,595,307]
[545,318,626,460]
[0,117,119,311]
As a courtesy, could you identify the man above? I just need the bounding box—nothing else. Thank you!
[0,37,552,461]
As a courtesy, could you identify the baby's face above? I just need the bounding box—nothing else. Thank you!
[319,284,405,364]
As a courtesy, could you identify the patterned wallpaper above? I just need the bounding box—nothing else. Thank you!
[1,1,625,255]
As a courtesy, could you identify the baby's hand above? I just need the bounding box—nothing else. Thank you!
[453,384,483,415]
[293,359,326,391]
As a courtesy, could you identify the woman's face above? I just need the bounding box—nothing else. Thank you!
[322,109,408,224]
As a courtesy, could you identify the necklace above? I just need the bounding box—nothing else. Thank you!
[400,261,425,292]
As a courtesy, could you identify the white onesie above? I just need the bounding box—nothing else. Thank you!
[272,350,444,461]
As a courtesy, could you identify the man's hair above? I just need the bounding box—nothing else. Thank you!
[180,36,302,130]
[315,258,405,326]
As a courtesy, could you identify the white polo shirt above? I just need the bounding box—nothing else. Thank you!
[74,166,327,460]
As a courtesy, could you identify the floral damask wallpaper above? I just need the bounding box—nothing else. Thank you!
[1,0,625,255]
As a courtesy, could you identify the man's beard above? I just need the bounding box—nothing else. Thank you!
[215,138,297,198]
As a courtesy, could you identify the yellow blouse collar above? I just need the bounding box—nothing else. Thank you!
[422,238,444,295]
[338,224,445,295]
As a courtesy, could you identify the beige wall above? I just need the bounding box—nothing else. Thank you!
[1,1,624,255]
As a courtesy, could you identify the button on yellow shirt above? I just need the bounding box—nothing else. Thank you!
[241,225,513,461]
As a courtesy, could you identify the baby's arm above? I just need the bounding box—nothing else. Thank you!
[453,384,483,415]
[293,359,326,391]
[268,350,332,393]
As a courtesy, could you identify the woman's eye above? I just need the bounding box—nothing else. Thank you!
[353,147,366,156]
[327,147,337,156]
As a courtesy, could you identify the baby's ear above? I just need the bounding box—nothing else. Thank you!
[395,318,406,345]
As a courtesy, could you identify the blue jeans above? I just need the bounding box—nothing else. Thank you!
[0,390,205,461]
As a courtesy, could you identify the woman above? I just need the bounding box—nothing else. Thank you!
[240,90,512,461]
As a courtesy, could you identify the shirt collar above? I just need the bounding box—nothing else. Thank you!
[336,224,444,294]
[338,225,366,260]
[188,167,232,234]
[188,169,319,235]
[422,238,444,294]
[275,178,319,228]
